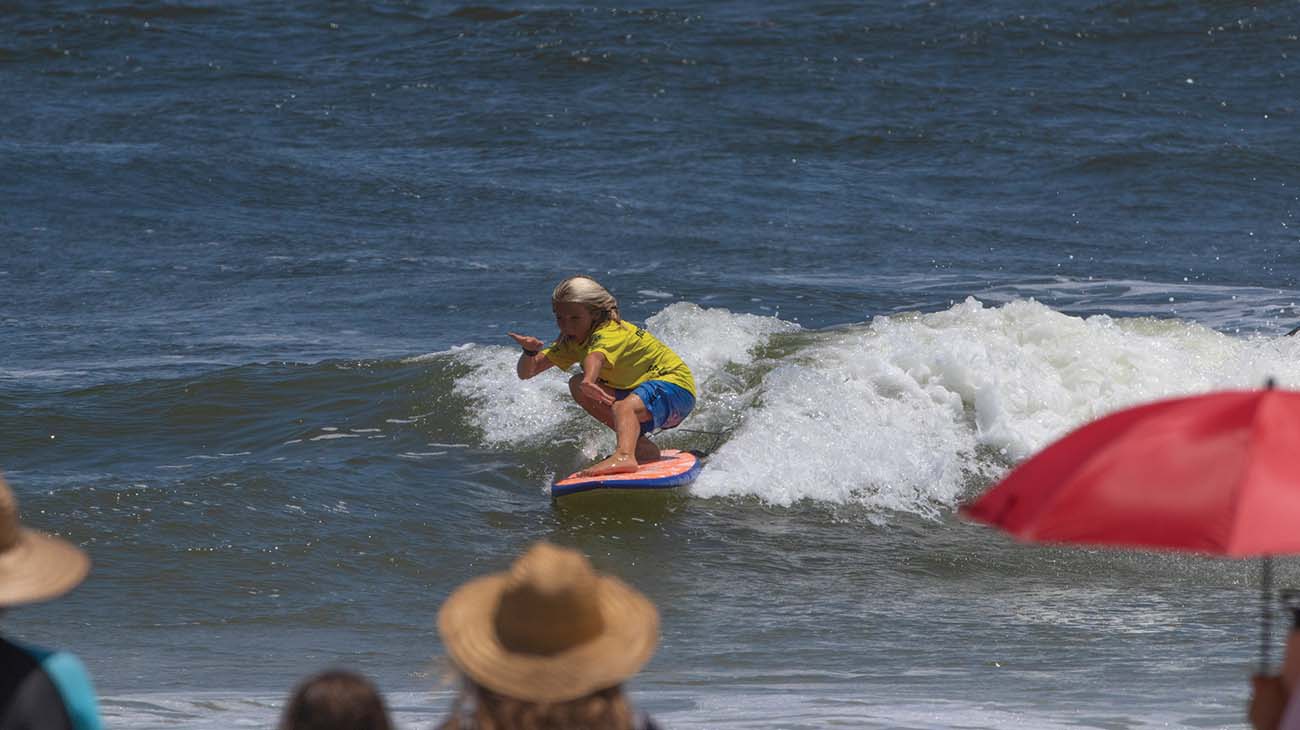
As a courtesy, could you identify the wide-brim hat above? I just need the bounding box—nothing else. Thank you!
[438,542,659,703]
[0,476,89,606]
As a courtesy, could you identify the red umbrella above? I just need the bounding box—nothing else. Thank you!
[962,382,1300,669]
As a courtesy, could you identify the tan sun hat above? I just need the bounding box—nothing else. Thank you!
[437,542,659,703]
[0,475,90,606]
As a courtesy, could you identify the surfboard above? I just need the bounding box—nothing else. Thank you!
[551,449,702,498]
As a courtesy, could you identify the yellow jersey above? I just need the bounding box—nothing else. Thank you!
[544,320,696,397]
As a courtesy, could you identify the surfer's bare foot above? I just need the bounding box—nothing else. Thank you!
[580,453,639,476]
[635,436,660,462]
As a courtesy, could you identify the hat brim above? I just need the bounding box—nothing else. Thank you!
[0,529,90,606]
[439,572,659,703]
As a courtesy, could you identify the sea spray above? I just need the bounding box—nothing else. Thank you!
[694,298,1300,511]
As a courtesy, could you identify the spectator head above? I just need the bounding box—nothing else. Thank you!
[0,475,89,607]
[279,669,392,730]
[437,542,659,729]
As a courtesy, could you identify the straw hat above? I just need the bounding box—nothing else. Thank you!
[437,542,659,703]
[0,476,90,606]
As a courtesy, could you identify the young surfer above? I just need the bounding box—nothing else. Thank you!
[508,275,696,476]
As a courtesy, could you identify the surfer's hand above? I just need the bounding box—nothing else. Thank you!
[507,332,544,352]
[580,380,614,406]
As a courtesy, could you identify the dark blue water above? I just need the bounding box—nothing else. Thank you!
[3,2,1300,727]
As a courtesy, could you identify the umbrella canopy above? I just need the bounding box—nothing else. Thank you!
[962,387,1300,557]
[961,385,1300,671]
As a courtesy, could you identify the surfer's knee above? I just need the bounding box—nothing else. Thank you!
[611,394,642,418]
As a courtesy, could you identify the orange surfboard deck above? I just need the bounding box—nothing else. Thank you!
[552,449,702,497]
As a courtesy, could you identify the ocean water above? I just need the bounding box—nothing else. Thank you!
[3,1,1300,727]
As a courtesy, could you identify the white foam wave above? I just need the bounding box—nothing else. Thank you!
[971,277,1300,333]
[451,344,575,445]
[385,411,436,424]
[402,344,475,363]
[765,272,1300,334]
[0,367,91,381]
[646,302,802,376]
[695,297,1300,513]
[309,433,360,441]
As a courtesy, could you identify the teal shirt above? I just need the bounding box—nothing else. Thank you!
[17,642,103,730]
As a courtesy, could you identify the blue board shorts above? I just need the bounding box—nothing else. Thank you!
[615,380,695,436]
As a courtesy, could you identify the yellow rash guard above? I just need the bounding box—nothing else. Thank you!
[544,320,696,397]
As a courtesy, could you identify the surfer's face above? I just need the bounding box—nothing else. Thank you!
[553,301,596,340]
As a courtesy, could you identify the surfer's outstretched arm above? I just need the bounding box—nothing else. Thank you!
[507,332,554,379]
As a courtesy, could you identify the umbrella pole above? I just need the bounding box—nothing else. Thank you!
[1259,380,1276,672]
[1261,555,1274,674]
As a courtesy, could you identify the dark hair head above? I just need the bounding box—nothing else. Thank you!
[280,669,392,730]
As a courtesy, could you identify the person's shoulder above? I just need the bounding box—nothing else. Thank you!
[590,320,630,345]
[6,640,102,730]
[544,337,581,365]
[40,650,102,730]
[37,648,92,681]
[13,642,97,700]
[5,637,55,664]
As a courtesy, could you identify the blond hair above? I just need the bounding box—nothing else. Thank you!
[438,682,635,730]
[552,276,620,327]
